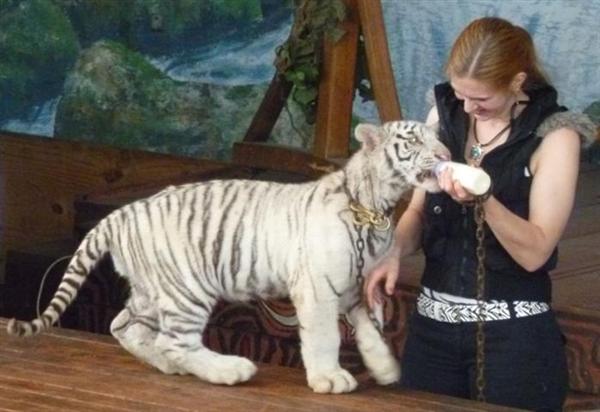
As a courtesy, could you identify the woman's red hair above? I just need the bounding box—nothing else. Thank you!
[446,17,549,91]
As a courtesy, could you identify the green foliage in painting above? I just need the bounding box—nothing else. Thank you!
[52,0,268,50]
[54,40,276,159]
[0,0,79,117]
[274,0,347,123]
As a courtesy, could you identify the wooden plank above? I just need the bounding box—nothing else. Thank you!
[0,318,521,412]
[552,231,600,294]
[312,0,360,160]
[555,307,600,396]
[0,132,231,259]
[232,141,339,178]
[552,262,600,314]
[0,392,59,412]
[356,0,402,122]
[242,74,293,143]
[563,203,600,240]
[564,391,600,412]
[572,162,600,209]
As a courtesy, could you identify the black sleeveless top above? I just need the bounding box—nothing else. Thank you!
[420,82,566,302]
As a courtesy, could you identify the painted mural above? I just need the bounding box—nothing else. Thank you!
[1,0,598,161]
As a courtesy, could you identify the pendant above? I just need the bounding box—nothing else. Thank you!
[470,144,483,161]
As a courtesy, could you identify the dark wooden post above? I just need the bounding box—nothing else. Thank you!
[233,0,402,175]
[312,0,360,161]
[357,0,402,122]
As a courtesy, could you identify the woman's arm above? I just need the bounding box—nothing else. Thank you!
[365,188,426,308]
[443,127,581,272]
[483,128,580,271]
[364,106,440,307]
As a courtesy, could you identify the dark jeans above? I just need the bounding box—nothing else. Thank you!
[400,310,568,411]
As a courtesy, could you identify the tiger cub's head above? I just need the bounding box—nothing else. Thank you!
[354,120,450,193]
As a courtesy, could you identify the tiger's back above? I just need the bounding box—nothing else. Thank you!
[109,176,353,303]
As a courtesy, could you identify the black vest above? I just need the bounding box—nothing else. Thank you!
[421,82,566,302]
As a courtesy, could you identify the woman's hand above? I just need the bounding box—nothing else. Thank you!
[364,252,401,310]
[363,189,426,309]
[437,166,478,203]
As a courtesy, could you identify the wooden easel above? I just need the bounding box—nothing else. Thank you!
[232,0,402,177]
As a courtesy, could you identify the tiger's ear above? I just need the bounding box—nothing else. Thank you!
[354,123,384,151]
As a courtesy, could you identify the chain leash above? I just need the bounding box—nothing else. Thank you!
[474,198,487,403]
[353,222,385,335]
[344,167,389,335]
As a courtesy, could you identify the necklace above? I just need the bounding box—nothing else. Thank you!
[469,102,517,163]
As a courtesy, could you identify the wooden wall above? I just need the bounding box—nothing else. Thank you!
[0,131,232,276]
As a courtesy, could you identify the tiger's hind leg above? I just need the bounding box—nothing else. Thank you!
[110,307,185,375]
[155,310,257,385]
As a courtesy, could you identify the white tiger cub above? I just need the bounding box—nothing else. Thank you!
[8,120,449,394]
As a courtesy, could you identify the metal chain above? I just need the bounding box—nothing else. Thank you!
[344,166,388,335]
[473,198,487,403]
[353,223,384,335]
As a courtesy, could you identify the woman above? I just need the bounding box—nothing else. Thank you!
[365,17,595,411]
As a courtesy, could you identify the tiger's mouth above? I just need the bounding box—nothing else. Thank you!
[415,166,443,193]
[416,168,435,183]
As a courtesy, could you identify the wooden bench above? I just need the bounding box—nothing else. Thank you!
[0,318,524,412]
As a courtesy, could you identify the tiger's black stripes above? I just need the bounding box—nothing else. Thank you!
[214,184,242,289]
[131,211,154,280]
[323,273,343,298]
[229,205,245,283]
[61,277,80,291]
[185,190,197,247]
[7,120,447,393]
[394,143,414,162]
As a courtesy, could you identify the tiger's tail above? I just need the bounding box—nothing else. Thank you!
[7,217,112,337]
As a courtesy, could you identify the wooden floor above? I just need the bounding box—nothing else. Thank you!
[0,319,524,412]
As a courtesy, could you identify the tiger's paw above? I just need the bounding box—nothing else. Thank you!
[154,359,187,375]
[205,355,257,385]
[371,359,401,386]
[308,368,358,394]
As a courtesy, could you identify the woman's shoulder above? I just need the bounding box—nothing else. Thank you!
[531,111,593,174]
[536,111,597,148]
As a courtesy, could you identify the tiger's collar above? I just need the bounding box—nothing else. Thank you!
[348,200,391,231]
[343,172,391,232]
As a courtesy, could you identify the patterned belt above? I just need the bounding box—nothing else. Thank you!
[416,287,550,323]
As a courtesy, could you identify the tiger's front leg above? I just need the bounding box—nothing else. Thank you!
[291,290,358,394]
[347,303,400,385]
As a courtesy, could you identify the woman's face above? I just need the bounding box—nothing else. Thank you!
[450,76,514,122]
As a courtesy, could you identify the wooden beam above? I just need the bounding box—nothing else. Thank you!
[357,0,402,122]
[242,74,293,143]
[0,132,231,257]
[232,141,338,179]
[312,0,360,160]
